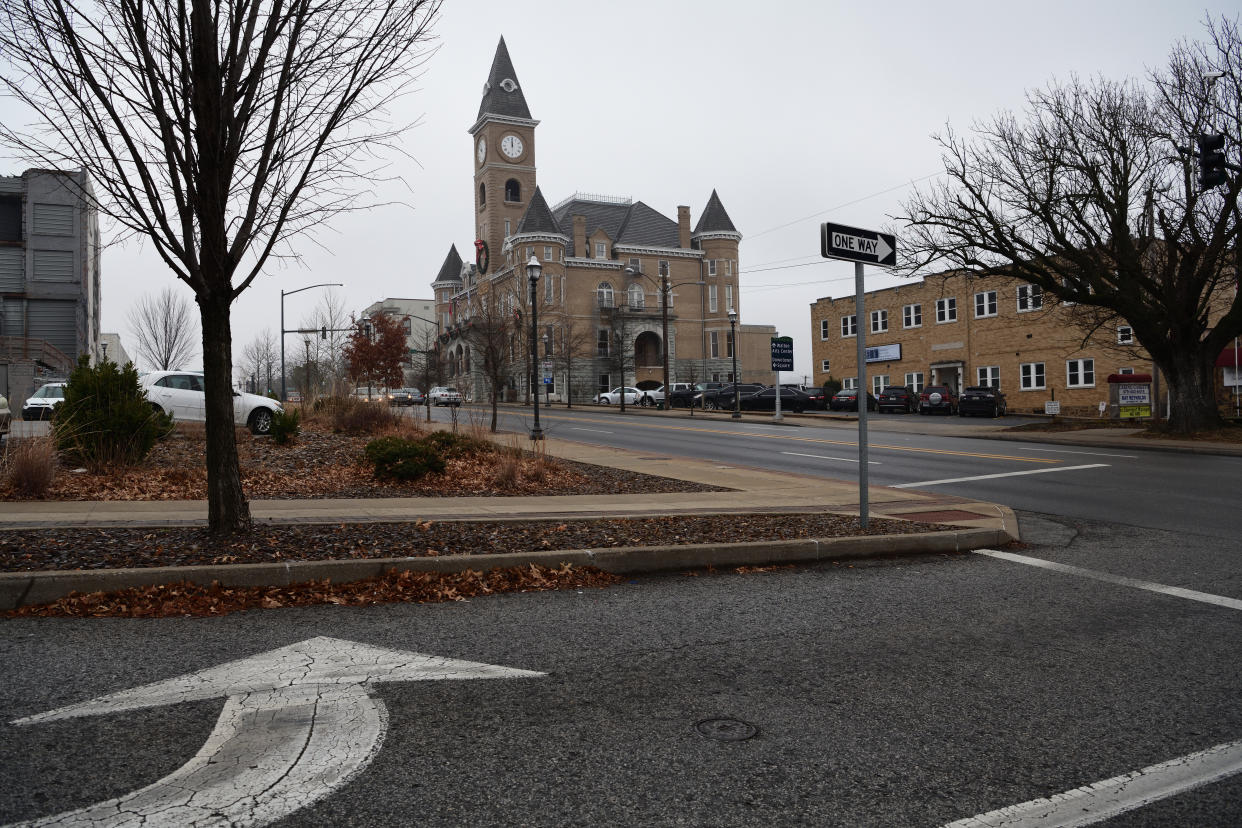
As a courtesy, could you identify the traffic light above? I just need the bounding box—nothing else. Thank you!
[1197,133,1228,189]
[321,326,327,340]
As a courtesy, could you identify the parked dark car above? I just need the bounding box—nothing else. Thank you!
[390,387,424,406]
[877,385,918,413]
[696,383,765,410]
[958,385,1007,418]
[668,382,724,408]
[739,386,813,414]
[828,388,878,412]
[803,388,829,410]
[917,385,958,415]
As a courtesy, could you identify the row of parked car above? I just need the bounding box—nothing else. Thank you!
[590,382,1009,418]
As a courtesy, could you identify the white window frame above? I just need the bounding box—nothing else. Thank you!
[709,331,719,358]
[977,366,1000,388]
[597,282,614,307]
[905,372,924,393]
[1017,283,1044,312]
[707,259,717,277]
[936,297,957,323]
[1067,358,1095,388]
[974,290,997,318]
[872,375,888,395]
[870,309,888,334]
[544,246,553,261]
[841,315,857,337]
[820,319,830,340]
[708,284,718,313]
[544,273,554,303]
[627,283,644,309]
[658,259,670,277]
[1117,326,1134,345]
[903,303,922,328]
[842,377,857,390]
[1119,367,1135,375]
[595,241,607,260]
[1020,362,1046,390]
[726,329,735,358]
[821,359,831,373]
[725,284,734,312]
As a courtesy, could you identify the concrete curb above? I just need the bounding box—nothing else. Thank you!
[0,526,1010,611]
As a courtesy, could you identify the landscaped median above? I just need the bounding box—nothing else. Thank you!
[0,520,1013,614]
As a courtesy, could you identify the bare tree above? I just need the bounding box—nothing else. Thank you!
[0,0,443,531]
[898,17,1242,432]
[127,287,198,371]
[239,328,279,395]
[549,314,596,408]
[304,289,351,396]
[460,285,519,432]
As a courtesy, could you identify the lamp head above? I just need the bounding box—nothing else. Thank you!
[728,308,737,324]
[624,266,637,277]
[526,255,542,282]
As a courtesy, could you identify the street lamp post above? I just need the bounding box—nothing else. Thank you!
[280,282,342,402]
[526,256,544,441]
[728,309,741,419]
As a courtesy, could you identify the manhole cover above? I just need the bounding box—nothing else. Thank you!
[695,717,757,741]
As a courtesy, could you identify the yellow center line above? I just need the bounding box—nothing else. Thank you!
[532,411,1060,464]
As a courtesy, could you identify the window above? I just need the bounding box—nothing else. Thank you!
[1119,367,1134,375]
[544,246,553,261]
[726,330,735,358]
[709,331,719,358]
[403,318,412,335]
[598,374,611,394]
[597,282,614,307]
[504,179,521,202]
[544,325,554,356]
[628,257,640,270]
[545,274,554,303]
[977,366,1000,388]
[727,260,734,276]
[504,219,510,237]
[595,241,607,259]
[841,315,857,337]
[974,290,997,318]
[903,304,922,328]
[1020,362,1045,390]
[821,360,831,373]
[936,297,957,323]
[708,259,717,277]
[627,284,644,309]
[870,309,888,333]
[709,285,718,312]
[1017,284,1044,312]
[1117,326,1134,345]
[905,372,924,392]
[820,319,830,340]
[725,285,734,311]
[1067,358,1095,388]
[658,260,670,277]
[478,183,486,206]
[842,377,857,390]
[597,330,610,357]
[872,375,888,395]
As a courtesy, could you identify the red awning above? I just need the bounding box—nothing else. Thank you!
[1216,346,1242,368]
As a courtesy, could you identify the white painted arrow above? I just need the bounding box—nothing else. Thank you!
[874,235,893,263]
[8,636,544,828]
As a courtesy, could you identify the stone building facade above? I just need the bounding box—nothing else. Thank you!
[432,38,773,403]
[810,272,1159,416]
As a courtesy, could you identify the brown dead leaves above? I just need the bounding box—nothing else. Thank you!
[6,563,622,618]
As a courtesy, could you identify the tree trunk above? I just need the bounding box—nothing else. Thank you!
[1160,348,1223,433]
[199,291,252,533]
[490,387,498,433]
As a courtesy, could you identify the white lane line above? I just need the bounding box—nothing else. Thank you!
[943,738,1242,828]
[892,463,1108,488]
[974,549,1242,612]
[571,427,614,434]
[1012,447,1138,459]
[782,451,881,465]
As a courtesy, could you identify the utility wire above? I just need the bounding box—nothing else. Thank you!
[746,171,943,241]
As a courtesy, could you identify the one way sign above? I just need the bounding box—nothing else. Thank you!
[820,222,897,267]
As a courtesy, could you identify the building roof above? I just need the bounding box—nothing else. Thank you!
[551,197,689,256]
[617,201,680,248]
[515,187,561,235]
[433,244,463,284]
[477,37,532,121]
[693,189,738,235]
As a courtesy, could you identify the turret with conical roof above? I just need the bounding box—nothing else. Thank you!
[475,36,531,122]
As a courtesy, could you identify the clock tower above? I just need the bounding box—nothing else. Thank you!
[469,36,538,275]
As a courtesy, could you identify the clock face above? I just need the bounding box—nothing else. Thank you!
[500,134,524,159]
[476,137,486,164]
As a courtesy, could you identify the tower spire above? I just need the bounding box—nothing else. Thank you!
[477,36,531,120]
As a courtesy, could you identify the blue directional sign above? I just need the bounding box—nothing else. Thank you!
[771,336,794,372]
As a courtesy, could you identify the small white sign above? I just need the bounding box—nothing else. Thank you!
[1098,401,1108,414]
[1045,400,1061,415]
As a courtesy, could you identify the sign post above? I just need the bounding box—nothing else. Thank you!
[771,336,793,422]
[820,222,898,528]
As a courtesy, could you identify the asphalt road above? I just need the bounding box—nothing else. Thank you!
[2,511,1240,826]
[434,404,1242,540]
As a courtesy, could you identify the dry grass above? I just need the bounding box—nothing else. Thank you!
[3,436,57,496]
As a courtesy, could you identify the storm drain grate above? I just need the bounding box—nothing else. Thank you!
[696,718,757,741]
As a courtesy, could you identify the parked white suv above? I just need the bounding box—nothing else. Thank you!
[428,386,463,406]
[140,371,283,434]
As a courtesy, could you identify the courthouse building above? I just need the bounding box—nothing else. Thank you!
[431,38,774,403]
[810,272,1160,416]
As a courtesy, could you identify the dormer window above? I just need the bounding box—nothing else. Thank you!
[595,241,607,259]
[499,78,517,92]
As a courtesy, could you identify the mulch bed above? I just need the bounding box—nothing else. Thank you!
[0,513,947,573]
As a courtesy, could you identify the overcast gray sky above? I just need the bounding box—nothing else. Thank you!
[3,0,1237,380]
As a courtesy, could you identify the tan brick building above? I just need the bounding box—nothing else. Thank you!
[431,38,773,403]
[810,272,1160,416]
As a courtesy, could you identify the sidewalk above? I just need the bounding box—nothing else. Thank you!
[0,433,1017,610]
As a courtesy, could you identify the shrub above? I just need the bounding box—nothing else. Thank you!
[822,376,843,397]
[54,356,172,470]
[270,408,301,445]
[3,436,57,495]
[420,430,490,458]
[363,436,445,481]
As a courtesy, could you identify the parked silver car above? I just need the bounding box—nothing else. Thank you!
[21,382,66,421]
